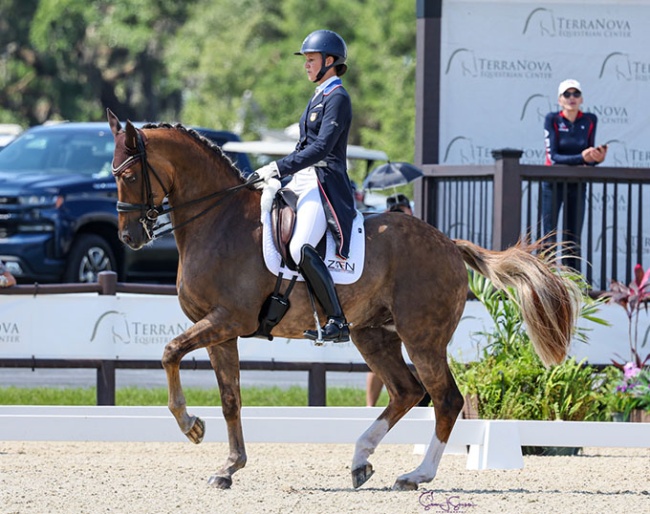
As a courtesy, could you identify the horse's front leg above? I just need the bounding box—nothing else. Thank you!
[205,339,246,489]
[162,318,224,444]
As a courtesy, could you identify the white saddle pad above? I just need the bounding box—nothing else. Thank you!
[262,210,365,285]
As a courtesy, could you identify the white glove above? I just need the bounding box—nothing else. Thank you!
[260,178,281,221]
[252,162,279,190]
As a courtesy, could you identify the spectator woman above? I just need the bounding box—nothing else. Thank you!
[542,79,607,271]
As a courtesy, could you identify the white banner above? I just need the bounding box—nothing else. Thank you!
[0,293,640,366]
[440,0,650,167]
[437,0,650,283]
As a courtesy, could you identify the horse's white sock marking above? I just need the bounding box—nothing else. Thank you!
[398,435,446,485]
[352,418,389,469]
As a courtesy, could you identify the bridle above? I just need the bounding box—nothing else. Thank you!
[111,127,259,240]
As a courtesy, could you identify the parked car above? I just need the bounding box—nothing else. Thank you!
[0,121,252,284]
[0,124,23,150]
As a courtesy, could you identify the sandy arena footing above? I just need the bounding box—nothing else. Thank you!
[0,442,648,514]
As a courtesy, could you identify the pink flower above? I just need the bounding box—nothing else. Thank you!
[624,361,641,379]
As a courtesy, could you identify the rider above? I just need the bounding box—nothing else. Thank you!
[251,29,354,343]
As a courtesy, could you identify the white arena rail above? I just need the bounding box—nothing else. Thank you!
[1,406,648,470]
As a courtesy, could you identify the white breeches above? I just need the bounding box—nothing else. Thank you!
[287,167,327,265]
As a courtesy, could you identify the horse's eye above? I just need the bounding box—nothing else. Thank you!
[124,172,137,184]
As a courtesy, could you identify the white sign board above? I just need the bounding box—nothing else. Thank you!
[437,0,650,286]
[0,294,641,366]
[440,0,650,167]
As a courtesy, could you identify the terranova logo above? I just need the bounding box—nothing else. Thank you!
[90,310,191,345]
[445,47,552,80]
[520,94,553,124]
[599,51,650,82]
[443,136,478,164]
[522,7,632,38]
[0,320,20,343]
[584,104,629,125]
[90,310,131,344]
[603,139,650,168]
[443,136,544,165]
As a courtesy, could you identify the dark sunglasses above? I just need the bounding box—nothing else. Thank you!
[562,90,582,99]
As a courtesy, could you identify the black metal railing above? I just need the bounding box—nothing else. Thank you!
[415,149,650,291]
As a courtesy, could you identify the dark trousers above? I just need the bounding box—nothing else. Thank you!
[541,182,585,272]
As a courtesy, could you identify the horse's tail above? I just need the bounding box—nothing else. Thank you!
[453,239,581,367]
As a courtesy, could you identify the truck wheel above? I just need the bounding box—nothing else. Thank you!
[63,234,117,283]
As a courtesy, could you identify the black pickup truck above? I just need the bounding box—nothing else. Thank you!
[0,121,252,283]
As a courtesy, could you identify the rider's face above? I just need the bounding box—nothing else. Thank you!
[304,52,323,82]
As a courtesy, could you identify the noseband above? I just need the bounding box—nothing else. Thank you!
[111,127,257,240]
[111,128,167,239]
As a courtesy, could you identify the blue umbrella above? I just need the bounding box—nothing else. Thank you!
[362,161,423,190]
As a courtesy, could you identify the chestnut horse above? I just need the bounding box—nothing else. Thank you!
[107,109,579,491]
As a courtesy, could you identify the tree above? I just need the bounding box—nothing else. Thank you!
[1,0,418,171]
[0,0,197,124]
[166,0,417,165]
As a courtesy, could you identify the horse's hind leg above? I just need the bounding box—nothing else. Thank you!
[350,327,426,489]
[205,339,246,489]
[393,346,464,491]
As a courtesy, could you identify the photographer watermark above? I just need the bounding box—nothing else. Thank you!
[419,491,477,512]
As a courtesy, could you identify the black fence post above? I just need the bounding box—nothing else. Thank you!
[414,0,443,221]
[98,271,118,295]
[308,363,327,406]
[97,271,118,405]
[97,360,116,405]
[492,148,524,250]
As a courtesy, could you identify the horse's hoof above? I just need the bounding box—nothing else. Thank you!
[351,463,375,489]
[392,478,419,491]
[208,474,232,489]
[184,416,205,444]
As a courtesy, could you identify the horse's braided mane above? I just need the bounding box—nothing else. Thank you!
[141,121,246,181]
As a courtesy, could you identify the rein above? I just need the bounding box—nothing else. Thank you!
[112,128,259,240]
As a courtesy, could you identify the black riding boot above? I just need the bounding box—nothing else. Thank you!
[299,244,350,343]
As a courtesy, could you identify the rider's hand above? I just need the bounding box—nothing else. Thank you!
[251,162,279,190]
[260,178,281,221]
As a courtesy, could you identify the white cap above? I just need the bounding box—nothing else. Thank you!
[558,79,582,97]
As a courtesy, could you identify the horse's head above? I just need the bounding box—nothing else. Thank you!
[107,108,170,250]
[108,109,260,253]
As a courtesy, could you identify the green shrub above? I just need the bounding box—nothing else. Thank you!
[450,270,610,421]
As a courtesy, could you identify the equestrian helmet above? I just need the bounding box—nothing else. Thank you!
[295,30,348,80]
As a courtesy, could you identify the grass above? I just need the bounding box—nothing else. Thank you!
[0,386,390,406]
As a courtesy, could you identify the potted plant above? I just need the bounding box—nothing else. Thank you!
[450,268,611,455]
[604,263,650,421]
[606,263,650,359]
[604,357,650,422]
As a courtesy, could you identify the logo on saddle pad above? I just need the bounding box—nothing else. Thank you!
[328,259,355,274]
[262,211,365,285]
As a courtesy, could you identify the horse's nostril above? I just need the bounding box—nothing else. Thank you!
[120,232,132,245]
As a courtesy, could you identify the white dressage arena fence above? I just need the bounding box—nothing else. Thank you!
[1,406,648,470]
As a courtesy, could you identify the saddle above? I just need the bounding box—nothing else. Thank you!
[248,188,363,340]
[271,188,299,271]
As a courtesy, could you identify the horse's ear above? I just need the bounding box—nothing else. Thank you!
[124,120,139,151]
[106,108,122,136]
